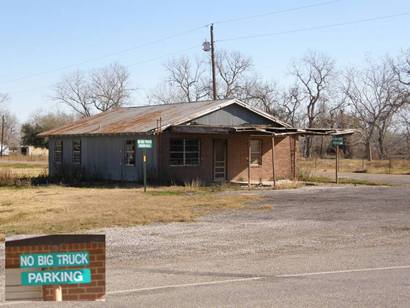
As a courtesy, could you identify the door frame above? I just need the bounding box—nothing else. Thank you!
[213,139,228,182]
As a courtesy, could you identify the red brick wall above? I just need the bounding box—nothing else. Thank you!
[159,133,297,184]
[228,135,296,182]
[5,240,105,301]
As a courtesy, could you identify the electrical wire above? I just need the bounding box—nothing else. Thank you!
[7,45,201,95]
[218,11,410,43]
[0,1,345,85]
[212,0,342,25]
[0,25,207,85]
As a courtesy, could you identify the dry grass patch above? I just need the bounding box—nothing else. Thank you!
[0,186,255,235]
[300,158,410,175]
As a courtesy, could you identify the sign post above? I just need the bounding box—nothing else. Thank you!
[137,139,152,192]
[331,136,344,184]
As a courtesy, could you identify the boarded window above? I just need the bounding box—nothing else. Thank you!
[72,140,81,164]
[250,140,262,165]
[54,140,63,163]
[170,139,200,166]
[125,140,136,166]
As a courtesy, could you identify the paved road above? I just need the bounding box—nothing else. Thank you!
[314,170,410,186]
[1,186,410,307]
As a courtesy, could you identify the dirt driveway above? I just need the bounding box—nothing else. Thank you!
[1,185,409,307]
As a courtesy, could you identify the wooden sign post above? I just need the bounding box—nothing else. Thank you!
[137,139,152,192]
[332,136,344,184]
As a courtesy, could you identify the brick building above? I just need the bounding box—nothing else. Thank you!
[5,234,105,301]
[40,99,301,185]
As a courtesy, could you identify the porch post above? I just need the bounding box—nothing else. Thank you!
[248,137,251,189]
[271,136,276,188]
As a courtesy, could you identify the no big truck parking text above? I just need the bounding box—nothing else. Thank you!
[21,269,92,286]
[20,251,89,268]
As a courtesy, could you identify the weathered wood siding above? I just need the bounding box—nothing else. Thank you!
[48,135,157,182]
[190,104,276,126]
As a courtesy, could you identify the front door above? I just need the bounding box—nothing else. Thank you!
[213,139,227,182]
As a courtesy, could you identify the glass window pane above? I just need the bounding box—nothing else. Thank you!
[250,140,261,165]
[170,152,184,165]
[185,152,199,165]
[125,140,135,165]
[170,139,184,152]
[185,139,199,152]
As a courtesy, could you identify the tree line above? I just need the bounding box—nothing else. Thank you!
[1,49,409,160]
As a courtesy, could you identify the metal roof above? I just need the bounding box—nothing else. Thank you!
[39,99,290,137]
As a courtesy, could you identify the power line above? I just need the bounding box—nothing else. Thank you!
[0,1,344,86]
[7,45,201,95]
[212,0,342,25]
[0,25,207,85]
[218,11,410,43]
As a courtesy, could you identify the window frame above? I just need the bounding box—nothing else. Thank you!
[250,139,262,166]
[72,139,81,165]
[169,138,200,167]
[54,140,63,164]
[124,140,136,166]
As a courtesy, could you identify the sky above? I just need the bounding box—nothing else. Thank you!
[1,0,409,122]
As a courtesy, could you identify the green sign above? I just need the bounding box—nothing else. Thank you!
[20,251,89,268]
[21,269,91,286]
[332,136,344,146]
[137,139,152,149]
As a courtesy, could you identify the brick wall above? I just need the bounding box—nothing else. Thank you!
[5,235,105,301]
[159,133,297,184]
[228,135,296,182]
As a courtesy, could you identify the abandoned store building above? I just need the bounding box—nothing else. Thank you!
[40,99,302,184]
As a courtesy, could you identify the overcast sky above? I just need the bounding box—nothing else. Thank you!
[1,0,409,121]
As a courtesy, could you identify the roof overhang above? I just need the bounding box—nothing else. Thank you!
[169,125,356,136]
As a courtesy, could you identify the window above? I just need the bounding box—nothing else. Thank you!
[170,139,200,166]
[54,140,63,163]
[250,140,262,165]
[72,140,81,164]
[125,140,136,166]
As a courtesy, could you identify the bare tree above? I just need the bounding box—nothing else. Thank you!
[90,63,132,112]
[0,93,9,105]
[393,49,410,86]
[54,63,132,117]
[149,50,256,104]
[343,59,408,160]
[54,70,92,117]
[0,95,19,148]
[243,81,302,127]
[216,50,253,99]
[290,51,336,157]
[149,56,208,104]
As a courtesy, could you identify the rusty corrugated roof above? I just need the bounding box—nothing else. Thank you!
[39,99,290,136]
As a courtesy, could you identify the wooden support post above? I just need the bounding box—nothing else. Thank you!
[271,136,276,189]
[248,138,251,189]
[335,145,339,184]
[55,285,62,301]
[293,137,297,181]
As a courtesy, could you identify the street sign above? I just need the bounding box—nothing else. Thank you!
[137,139,151,191]
[332,136,344,146]
[20,251,89,268]
[137,139,152,149]
[21,269,91,286]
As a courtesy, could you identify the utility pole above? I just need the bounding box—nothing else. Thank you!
[210,24,217,100]
[0,115,4,156]
[203,24,217,100]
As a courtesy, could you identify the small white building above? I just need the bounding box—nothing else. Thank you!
[0,144,10,156]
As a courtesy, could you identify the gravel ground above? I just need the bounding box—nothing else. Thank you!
[1,185,410,307]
